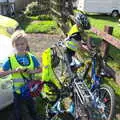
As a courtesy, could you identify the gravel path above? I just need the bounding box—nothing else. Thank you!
[27,33,61,60]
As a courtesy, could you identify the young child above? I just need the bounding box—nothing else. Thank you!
[0,30,41,120]
[64,13,91,66]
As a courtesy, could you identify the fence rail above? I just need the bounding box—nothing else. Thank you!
[91,27,120,49]
[50,0,120,50]
[36,0,50,15]
[68,15,120,50]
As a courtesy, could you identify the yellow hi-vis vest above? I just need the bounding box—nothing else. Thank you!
[9,52,34,94]
[42,48,61,88]
[42,48,53,81]
[68,24,79,36]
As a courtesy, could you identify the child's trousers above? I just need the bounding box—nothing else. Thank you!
[13,92,39,120]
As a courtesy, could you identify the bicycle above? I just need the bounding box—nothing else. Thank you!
[49,39,115,120]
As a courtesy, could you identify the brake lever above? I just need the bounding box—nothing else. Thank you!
[103,55,114,62]
[107,55,114,60]
[81,40,87,45]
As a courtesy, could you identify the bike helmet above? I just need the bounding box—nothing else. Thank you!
[75,13,91,30]
[20,80,44,98]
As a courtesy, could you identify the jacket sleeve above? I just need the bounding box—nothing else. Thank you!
[2,58,11,71]
[69,32,82,41]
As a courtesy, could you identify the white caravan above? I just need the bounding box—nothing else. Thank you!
[75,0,120,17]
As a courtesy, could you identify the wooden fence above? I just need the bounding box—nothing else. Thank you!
[0,1,15,16]
[50,0,120,50]
[37,0,50,14]
[50,0,120,83]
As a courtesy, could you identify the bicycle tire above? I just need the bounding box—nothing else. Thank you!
[42,82,60,104]
[90,84,115,120]
[52,45,67,84]
[100,84,115,120]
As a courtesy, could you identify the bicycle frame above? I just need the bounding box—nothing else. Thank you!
[90,56,101,92]
[49,40,114,120]
[54,41,100,106]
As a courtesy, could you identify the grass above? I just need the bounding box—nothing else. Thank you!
[87,15,120,69]
[25,21,57,33]
[88,15,120,39]
[28,15,53,21]
[16,15,59,34]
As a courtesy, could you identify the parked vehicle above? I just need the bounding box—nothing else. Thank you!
[0,15,19,37]
[74,0,120,17]
[0,34,13,110]
[0,0,15,16]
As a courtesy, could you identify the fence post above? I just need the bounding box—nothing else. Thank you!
[100,26,113,58]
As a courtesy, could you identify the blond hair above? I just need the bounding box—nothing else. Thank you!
[11,30,29,47]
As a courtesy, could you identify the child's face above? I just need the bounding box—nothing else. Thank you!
[13,39,27,54]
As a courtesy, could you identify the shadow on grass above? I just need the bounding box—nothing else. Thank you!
[88,32,120,67]
[114,95,120,120]
[109,46,120,68]
[88,14,119,23]
[115,95,120,113]
[16,15,32,30]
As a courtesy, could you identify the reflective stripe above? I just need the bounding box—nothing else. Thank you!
[66,41,77,50]
[13,82,25,94]
[12,79,25,94]
[42,48,53,81]
[13,78,25,83]
[43,65,49,69]
[65,39,79,51]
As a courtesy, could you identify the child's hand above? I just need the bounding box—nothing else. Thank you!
[12,68,26,73]
[25,69,34,74]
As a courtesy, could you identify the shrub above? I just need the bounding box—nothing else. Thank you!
[24,1,50,16]
[24,2,40,16]
[38,15,53,21]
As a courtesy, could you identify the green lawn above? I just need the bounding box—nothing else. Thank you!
[88,15,120,69]
[16,15,59,34]
[25,20,57,33]
[88,15,120,39]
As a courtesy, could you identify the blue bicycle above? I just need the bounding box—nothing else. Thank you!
[49,40,115,120]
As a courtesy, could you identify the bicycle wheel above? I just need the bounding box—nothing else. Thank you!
[91,84,115,120]
[42,82,60,104]
[52,45,67,83]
